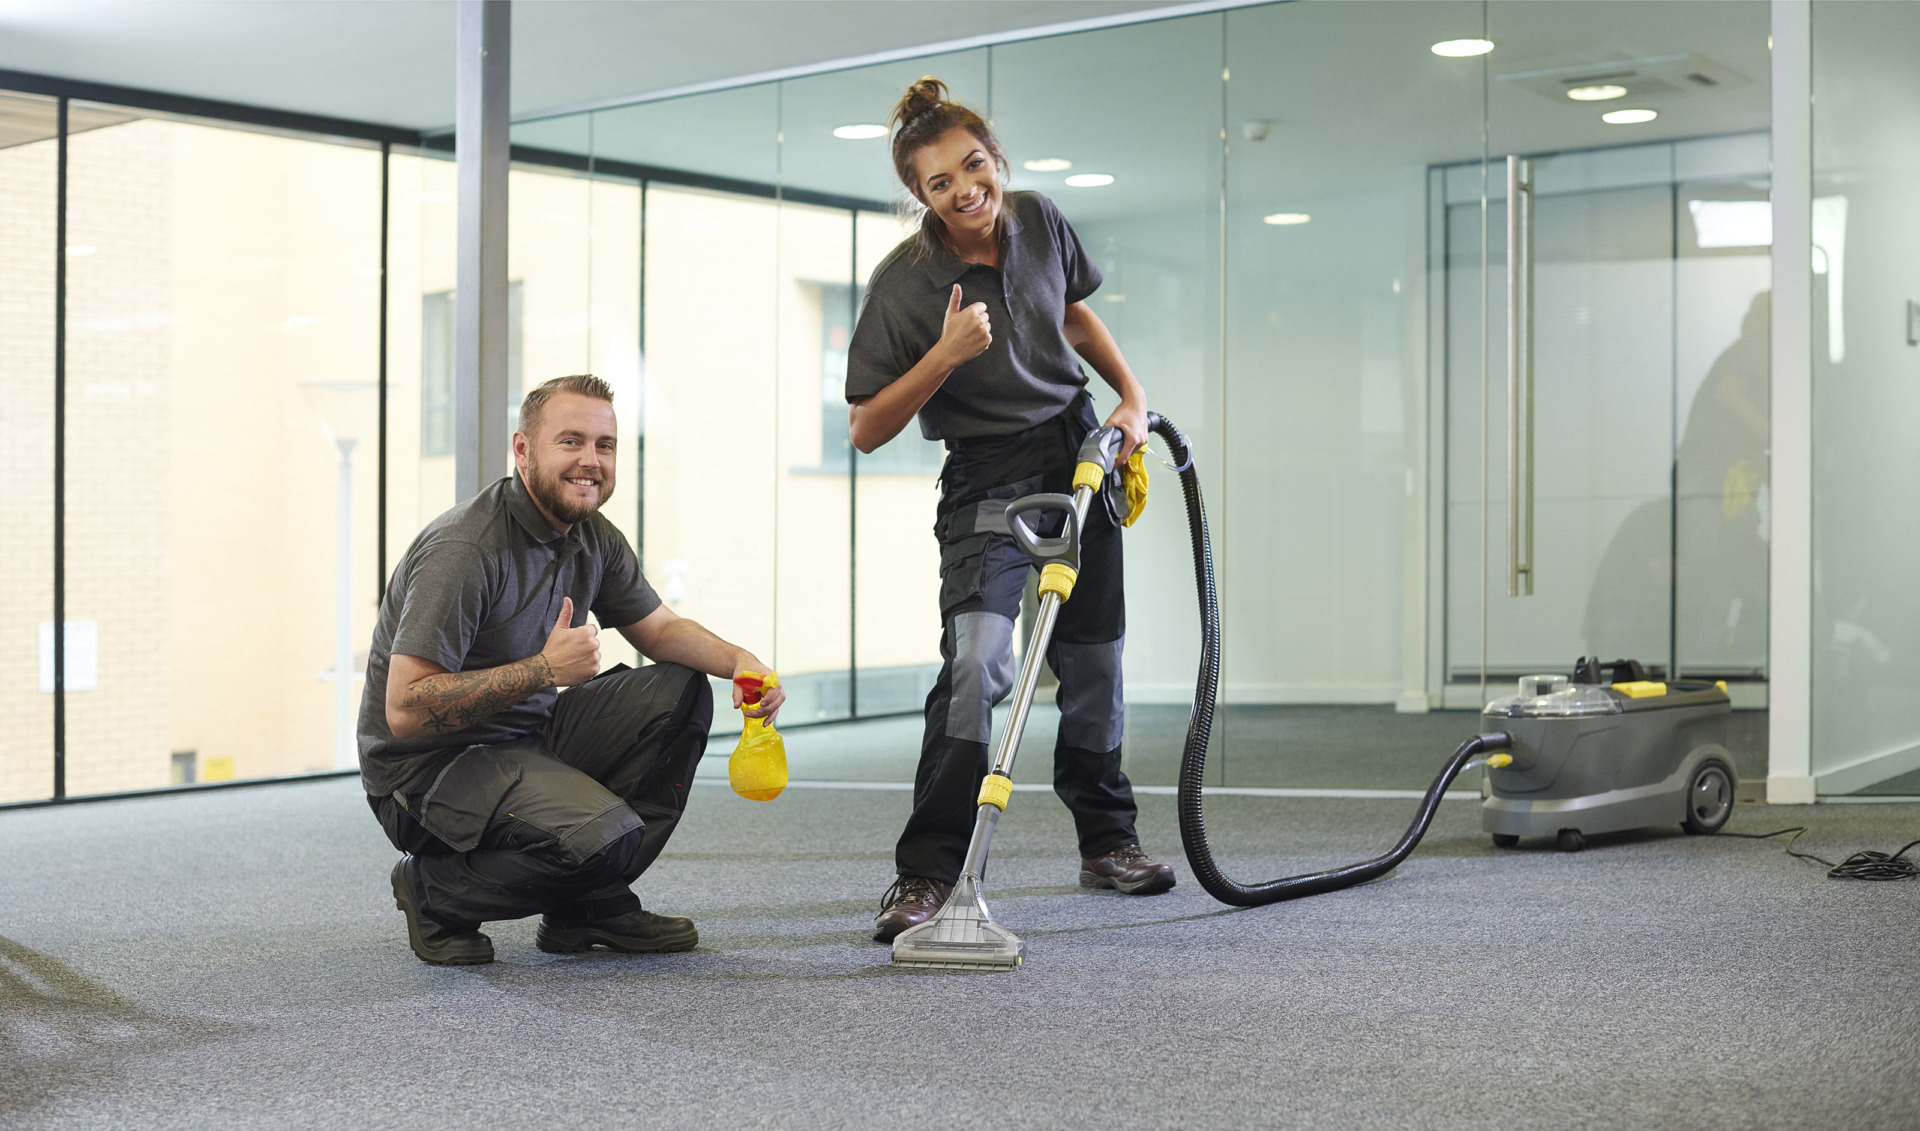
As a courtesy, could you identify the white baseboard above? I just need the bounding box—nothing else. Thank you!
[1765,774,1816,805]
[1395,692,1431,714]
[1126,682,1398,705]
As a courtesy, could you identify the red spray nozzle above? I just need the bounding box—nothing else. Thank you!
[733,672,767,705]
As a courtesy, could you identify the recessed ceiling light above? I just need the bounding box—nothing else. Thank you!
[1567,84,1629,101]
[1601,108,1658,125]
[1064,173,1114,188]
[1263,213,1310,226]
[1431,39,1495,58]
[1023,158,1073,172]
[832,124,887,140]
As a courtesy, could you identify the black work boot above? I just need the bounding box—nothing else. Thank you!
[872,875,953,942]
[390,858,494,965]
[1079,844,1176,895]
[536,908,698,954]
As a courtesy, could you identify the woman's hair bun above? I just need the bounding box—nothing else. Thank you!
[891,76,950,131]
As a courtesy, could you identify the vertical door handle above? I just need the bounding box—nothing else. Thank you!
[1505,155,1535,597]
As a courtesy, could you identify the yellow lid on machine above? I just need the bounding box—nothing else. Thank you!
[1613,680,1668,699]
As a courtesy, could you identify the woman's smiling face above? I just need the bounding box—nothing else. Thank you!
[910,125,1002,245]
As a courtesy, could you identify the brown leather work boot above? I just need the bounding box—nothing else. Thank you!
[872,875,953,942]
[1079,844,1176,895]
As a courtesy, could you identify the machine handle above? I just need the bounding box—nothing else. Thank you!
[1005,492,1082,569]
[1075,425,1125,478]
[1506,155,1536,598]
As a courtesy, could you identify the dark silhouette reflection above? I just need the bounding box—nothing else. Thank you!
[0,936,236,1115]
[1585,291,1769,674]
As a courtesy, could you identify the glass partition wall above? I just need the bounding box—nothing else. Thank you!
[1809,1,1920,796]
[10,0,1836,806]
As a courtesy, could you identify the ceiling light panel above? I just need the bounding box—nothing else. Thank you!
[1431,39,1495,58]
[1601,108,1658,125]
[1063,173,1114,187]
[832,124,887,140]
[1023,158,1073,172]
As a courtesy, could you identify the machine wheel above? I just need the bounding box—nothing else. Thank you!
[1556,829,1585,853]
[1681,759,1735,835]
[1491,834,1519,848]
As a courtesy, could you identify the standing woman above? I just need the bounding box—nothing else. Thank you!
[847,78,1175,942]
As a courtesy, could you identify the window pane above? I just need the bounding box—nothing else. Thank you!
[773,200,854,723]
[990,18,1225,784]
[385,149,458,548]
[852,210,943,717]
[0,92,58,802]
[64,110,381,792]
[640,183,779,731]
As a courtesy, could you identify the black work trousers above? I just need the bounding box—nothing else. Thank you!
[895,396,1140,884]
[370,663,712,927]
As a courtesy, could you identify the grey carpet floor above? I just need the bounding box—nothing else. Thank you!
[3,773,1917,1130]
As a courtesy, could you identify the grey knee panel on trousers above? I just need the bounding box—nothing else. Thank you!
[946,611,1017,745]
[1053,635,1125,752]
[545,797,648,871]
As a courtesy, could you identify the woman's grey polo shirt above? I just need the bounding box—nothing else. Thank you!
[356,474,661,798]
[845,190,1103,443]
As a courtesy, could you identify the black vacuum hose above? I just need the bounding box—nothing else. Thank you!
[1147,412,1512,907]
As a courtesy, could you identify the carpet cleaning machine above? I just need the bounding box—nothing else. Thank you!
[891,415,1737,971]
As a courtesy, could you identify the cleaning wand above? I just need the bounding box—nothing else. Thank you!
[890,424,1128,970]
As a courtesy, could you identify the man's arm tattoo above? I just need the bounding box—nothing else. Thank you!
[401,656,555,736]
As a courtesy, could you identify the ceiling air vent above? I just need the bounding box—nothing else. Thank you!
[1496,53,1749,105]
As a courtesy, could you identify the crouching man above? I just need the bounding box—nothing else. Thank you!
[360,374,783,966]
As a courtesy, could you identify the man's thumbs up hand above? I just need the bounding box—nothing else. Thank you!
[540,596,601,687]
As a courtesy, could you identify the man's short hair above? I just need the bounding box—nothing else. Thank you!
[519,374,614,438]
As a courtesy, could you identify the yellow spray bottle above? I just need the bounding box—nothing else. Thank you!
[728,671,788,801]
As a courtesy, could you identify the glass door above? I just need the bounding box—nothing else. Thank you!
[1440,0,1772,706]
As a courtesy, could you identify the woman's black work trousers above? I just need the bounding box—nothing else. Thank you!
[895,396,1140,884]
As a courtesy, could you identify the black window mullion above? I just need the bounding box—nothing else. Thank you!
[848,209,859,719]
[52,95,68,802]
[377,141,391,605]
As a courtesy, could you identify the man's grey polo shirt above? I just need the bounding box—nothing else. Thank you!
[356,474,661,798]
[845,190,1103,443]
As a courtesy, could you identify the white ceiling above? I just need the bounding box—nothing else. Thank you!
[0,0,1775,224]
[510,0,1773,221]
[0,0,1178,130]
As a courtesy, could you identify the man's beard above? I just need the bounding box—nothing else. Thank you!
[526,453,614,526]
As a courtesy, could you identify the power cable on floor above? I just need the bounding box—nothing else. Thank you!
[1722,827,1920,881]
